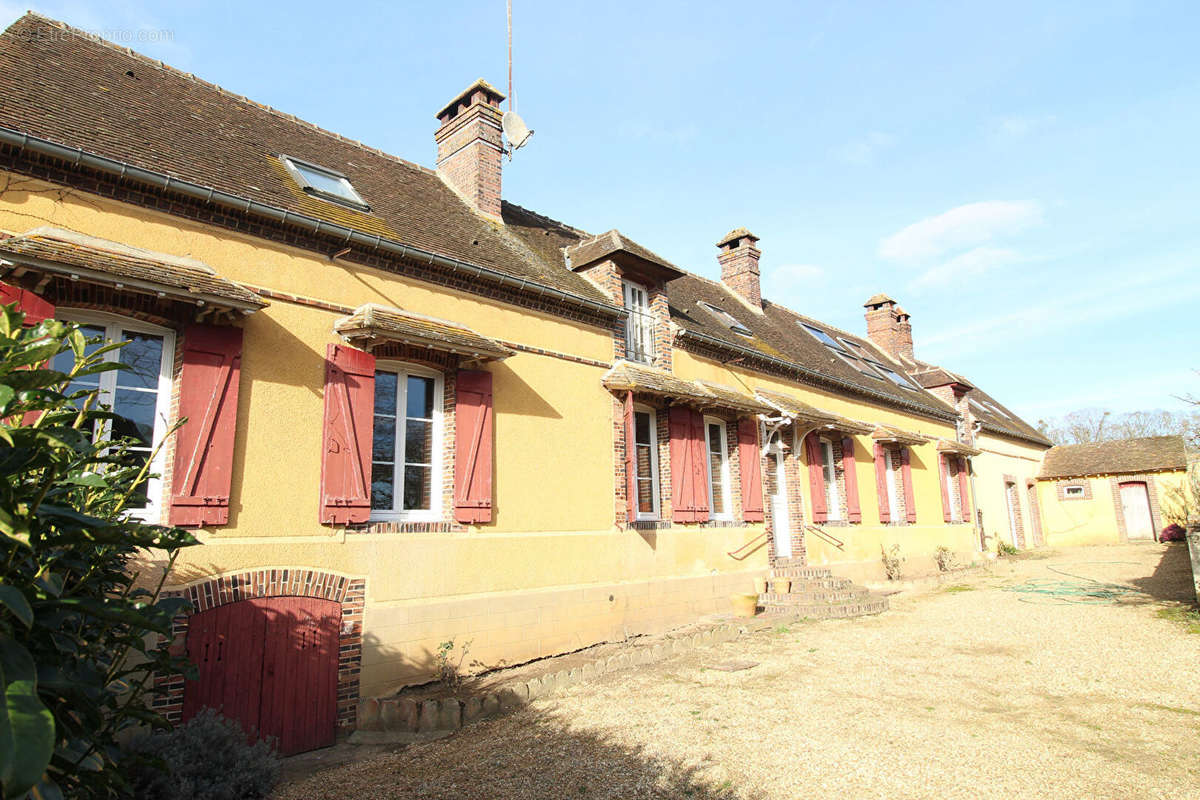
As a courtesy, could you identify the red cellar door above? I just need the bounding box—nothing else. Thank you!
[183,596,340,755]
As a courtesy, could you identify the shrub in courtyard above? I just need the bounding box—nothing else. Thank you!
[0,306,197,798]
[125,708,278,800]
[934,546,960,572]
[1160,524,1186,542]
[881,544,904,580]
[996,540,1019,557]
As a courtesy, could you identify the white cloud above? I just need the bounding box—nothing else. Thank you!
[878,201,1041,265]
[766,263,826,290]
[910,246,1021,289]
[832,131,894,165]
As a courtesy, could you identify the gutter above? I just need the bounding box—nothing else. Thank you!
[678,328,959,423]
[0,125,625,322]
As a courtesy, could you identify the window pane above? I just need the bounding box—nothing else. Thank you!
[372,415,396,463]
[374,372,398,416]
[117,331,164,390]
[708,424,725,515]
[406,375,435,419]
[636,443,653,482]
[637,478,654,514]
[371,464,394,510]
[112,389,157,445]
[634,411,651,445]
[293,162,361,203]
[403,465,432,510]
[404,419,433,465]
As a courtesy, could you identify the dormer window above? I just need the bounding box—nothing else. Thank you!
[698,302,752,337]
[280,155,369,210]
[622,280,654,364]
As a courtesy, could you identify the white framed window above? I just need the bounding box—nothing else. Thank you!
[622,280,654,364]
[50,311,175,520]
[632,406,660,520]
[279,154,369,210]
[1064,485,1085,498]
[370,364,443,521]
[820,437,841,521]
[704,416,732,521]
[884,446,902,519]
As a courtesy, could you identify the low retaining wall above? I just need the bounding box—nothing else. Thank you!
[352,620,746,743]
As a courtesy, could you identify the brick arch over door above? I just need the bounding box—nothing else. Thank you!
[156,568,366,737]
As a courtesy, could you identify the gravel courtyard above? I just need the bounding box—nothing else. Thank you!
[276,543,1200,800]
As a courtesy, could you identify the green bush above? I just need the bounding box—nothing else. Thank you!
[0,306,198,799]
[125,709,278,800]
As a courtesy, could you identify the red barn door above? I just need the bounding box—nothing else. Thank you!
[183,596,340,755]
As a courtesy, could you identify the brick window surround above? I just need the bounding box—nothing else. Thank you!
[157,569,366,733]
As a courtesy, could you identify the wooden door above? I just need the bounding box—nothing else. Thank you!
[1119,481,1154,540]
[183,596,340,755]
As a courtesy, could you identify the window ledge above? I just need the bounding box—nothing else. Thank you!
[350,520,466,535]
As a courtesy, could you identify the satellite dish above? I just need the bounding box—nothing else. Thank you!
[502,110,534,152]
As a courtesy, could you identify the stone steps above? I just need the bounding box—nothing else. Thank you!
[760,561,889,620]
[762,597,890,619]
[760,588,870,605]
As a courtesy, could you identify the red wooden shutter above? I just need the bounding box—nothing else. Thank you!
[0,282,54,326]
[169,324,243,527]
[957,456,971,521]
[454,370,494,524]
[873,442,891,523]
[669,407,709,523]
[901,447,917,523]
[738,418,764,522]
[938,454,952,523]
[319,344,375,525]
[841,436,861,523]
[804,433,828,523]
[624,392,636,523]
[689,410,710,522]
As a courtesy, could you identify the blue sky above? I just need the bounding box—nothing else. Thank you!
[3,1,1197,423]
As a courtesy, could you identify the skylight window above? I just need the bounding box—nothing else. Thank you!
[873,364,918,390]
[280,155,369,210]
[699,302,752,337]
[839,337,918,389]
[800,323,879,379]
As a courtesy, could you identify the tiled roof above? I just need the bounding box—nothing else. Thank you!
[1040,436,1188,479]
[0,227,265,311]
[911,367,972,390]
[694,381,773,414]
[909,357,1050,447]
[334,304,514,361]
[936,439,982,457]
[667,274,958,421]
[0,14,610,309]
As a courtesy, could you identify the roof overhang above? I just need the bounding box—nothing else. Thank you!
[0,227,266,316]
[566,230,685,283]
[936,439,982,457]
[334,303,514,361]
[871,425,931,447]
[603,362,766,414]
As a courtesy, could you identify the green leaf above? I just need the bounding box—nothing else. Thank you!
[0,586,33,629]
[29,777,65,800]
[2,679,55,796]
[0,384,14,412]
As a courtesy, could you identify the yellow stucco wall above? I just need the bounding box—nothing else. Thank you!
[1037,469,1186,547]
[971,433,1050,549]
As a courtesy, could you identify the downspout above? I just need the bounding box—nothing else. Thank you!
[968,421,985,551]
[0,126,625,323]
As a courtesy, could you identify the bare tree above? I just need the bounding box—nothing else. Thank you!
[1038,407,1199,446]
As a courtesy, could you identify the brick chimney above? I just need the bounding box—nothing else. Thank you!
[864,294,914,362]
[717,228,762,309]
[435,79,505,221]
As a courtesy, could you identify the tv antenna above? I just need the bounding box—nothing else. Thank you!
[503,0,533,155]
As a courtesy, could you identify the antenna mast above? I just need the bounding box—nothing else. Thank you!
[507,0,513,111]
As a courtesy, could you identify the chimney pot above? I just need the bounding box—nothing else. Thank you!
[435,79,506,221]
[716,227,762,309]
[864,293,915,362]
